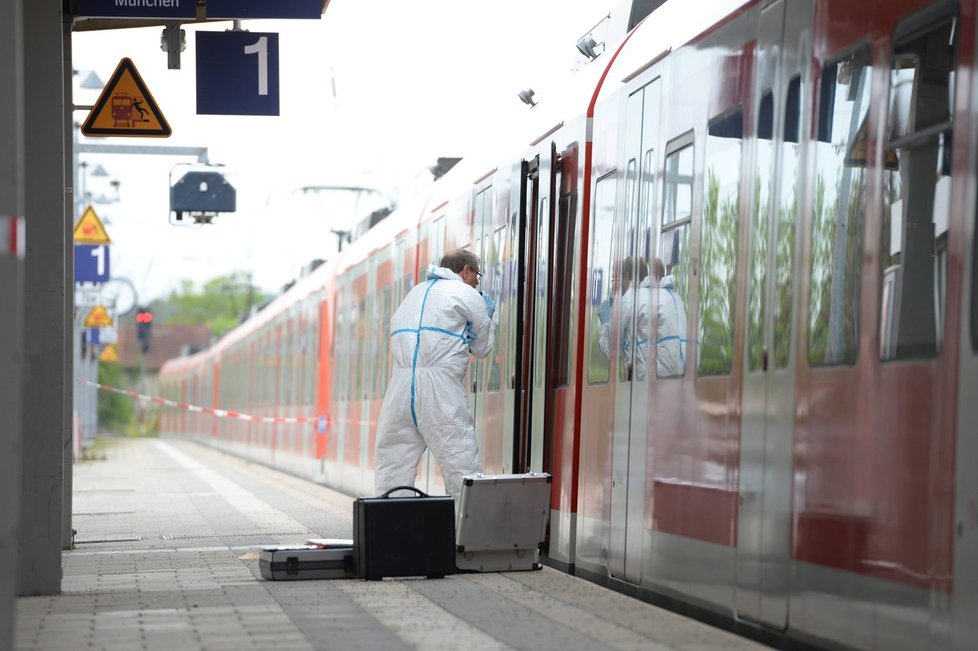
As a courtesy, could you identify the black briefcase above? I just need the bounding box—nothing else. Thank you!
[354,486,456,580]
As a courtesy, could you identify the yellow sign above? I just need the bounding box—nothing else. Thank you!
[73,205,112,244]
[81,58,171,138]
[845,114,899,170]
[99,344,118,363]
[84,305,113,328]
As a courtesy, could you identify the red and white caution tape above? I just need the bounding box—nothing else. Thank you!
[76,379,322,424]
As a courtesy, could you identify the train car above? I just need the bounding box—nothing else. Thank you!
[160,0,978,648]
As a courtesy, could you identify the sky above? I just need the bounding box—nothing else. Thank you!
[71,0,625,309]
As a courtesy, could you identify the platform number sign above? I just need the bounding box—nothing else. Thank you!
[75,244,111,283]
[196,31,280,116]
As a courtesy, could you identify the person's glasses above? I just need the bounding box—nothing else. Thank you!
[476,270,483,280]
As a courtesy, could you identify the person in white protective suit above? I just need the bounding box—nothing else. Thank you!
[651,257,688,378]
[598,257,651,380]
[598,257,687,380]
[374,248,496,503]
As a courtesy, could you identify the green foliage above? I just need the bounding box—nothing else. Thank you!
[125,407,158,438]
[97,362,132,434]
[157,272,267,337]
[808,168,865,366]
[587,313,610,384]
[698,168,739,375]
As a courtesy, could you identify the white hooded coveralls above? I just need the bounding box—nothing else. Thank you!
[374,265,495,502]
[598,278,651,381]
[598,274,687,379]
[653,274,687,377]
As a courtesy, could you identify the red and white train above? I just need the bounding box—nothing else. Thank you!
[160,0,978,648]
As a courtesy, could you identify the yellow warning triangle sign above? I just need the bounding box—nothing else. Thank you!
[99,344,119,363]
[81,58,171,138]
[845,114,899,170]
[84,305,113,328]
[73,205,112,244]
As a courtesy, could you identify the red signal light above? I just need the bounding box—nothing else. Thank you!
[136,311,153,324]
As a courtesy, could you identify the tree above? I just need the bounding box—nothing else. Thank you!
[157,271,268,337]
[97,361,132,433]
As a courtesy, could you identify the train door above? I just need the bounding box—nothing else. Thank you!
[734,0,810,628]
[512,158,540,472]
[517,150,556,475]
[610,79,660,583]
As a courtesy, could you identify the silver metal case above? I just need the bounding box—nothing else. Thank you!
[455,472,551,571]
[258,544,356,580]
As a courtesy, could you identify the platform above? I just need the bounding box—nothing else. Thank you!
[15,438,770,651]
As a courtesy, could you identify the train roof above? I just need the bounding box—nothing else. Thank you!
[595,0,754,105]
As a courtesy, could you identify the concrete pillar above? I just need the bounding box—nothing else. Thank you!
[62,24,74,553]
[19,0,68,595]
[0,0,25,643]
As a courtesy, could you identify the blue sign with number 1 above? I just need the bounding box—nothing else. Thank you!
[75,244,110,284]
[196,31,280,116]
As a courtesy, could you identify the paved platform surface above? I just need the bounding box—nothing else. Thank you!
[15,438,770,651]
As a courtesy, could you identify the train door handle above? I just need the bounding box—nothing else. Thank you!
[471,379,477,393]
[510,373,516,390]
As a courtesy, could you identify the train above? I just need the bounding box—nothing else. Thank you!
[159,0,978,648]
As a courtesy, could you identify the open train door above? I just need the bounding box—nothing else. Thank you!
[735,0,811,629]
[513,141,575,478]
[513,155,549,473]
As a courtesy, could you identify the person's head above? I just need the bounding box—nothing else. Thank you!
[440,248,482,288]
[653,257,666,281]
[615,257,648,293]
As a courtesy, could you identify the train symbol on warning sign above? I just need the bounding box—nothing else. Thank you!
[111,93,151,127]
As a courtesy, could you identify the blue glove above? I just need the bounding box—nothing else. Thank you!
[462,322,476,345]
[481,291,496,319]
[598,297,612,325]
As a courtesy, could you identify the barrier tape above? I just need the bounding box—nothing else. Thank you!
[0,215,26,259]
[76,379,322,425]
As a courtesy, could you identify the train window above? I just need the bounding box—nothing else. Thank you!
[535,196,548,390]
[808,45,872,366]
[332,304,341,402]
[355,297,366,399]
[974,213,978,351]
[699,108,743,375]
[880,9,956,361]
[774,76,801,369]
[663,142,693,225]
[748,93,774,372]
[553,190,578,387]
[588,173,617,385]
[659,141,692,378]
[429,216,445,268]
[283,320,294,406]
[379,286,392,396]
[487,226,505,393]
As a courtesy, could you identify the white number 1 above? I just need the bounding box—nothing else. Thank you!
[243,36,269,96]
[91,245,105,276]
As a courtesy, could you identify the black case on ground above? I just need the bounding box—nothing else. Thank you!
[353,486,456,580]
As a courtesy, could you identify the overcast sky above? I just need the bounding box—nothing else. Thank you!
[72,0,624,307]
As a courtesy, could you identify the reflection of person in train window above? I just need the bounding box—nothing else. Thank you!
[598,257,650,380]
[653,257,688,378]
